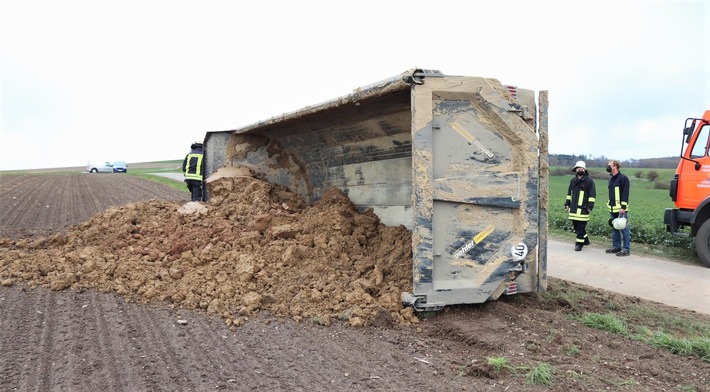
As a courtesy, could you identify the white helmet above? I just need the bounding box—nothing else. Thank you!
[572,160,586,172]
[612,216,627,230]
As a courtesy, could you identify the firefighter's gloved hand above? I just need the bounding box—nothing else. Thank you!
[582,209,589,215]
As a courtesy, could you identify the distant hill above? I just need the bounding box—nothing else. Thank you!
[549,154,679,169]
[0,160,182,174]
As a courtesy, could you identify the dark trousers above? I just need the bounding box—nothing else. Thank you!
[572,220,590,245]
[185,180,203,202]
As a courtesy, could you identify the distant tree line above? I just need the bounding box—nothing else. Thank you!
[548,154,680,169]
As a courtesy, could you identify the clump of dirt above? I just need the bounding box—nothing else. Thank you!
[0,174,418,328]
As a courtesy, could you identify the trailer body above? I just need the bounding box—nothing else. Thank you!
[203,69,549,311]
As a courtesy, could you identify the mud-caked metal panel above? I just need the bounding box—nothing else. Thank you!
[409,76,541,310]
[202,131,232,200]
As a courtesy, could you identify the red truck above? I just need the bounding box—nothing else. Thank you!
[664,110,710,267]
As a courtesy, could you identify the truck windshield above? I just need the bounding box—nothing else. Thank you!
[689,125,710,159]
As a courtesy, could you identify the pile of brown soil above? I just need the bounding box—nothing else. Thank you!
[0,174,418,328]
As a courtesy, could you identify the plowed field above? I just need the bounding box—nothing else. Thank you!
[0,173,708,392]
[0,173,188,237]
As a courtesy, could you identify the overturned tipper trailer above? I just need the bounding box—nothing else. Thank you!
[203,68,549,312]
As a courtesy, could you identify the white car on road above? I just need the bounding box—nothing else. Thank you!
[87,161,127,173]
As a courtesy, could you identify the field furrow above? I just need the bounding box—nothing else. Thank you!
[0,174,188,237]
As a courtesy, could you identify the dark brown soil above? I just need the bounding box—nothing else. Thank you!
[0,173,708,391]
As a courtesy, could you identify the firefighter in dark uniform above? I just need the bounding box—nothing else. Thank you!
[182,142,204,202]
[606,159,631,256]
[565,160,596,251]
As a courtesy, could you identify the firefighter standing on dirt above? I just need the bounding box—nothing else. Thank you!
[565,160,596,251]
[182,142,204,202]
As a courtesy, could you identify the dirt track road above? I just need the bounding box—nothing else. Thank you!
[548,239,710,315]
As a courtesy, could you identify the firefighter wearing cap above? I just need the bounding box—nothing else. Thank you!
[182,142,204,202]
[564,160,596,251]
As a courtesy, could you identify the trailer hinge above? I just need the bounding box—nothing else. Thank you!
[508,104,533,121]
[404,69,444,85]
[401,292,445,312]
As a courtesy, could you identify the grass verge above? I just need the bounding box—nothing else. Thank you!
[539,279,710,363]
[550,229,701,266]
[129,171,187,192]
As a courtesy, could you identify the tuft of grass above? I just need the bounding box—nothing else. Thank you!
[579,312,629,335]
[546,328,559,341]
[564,345,580,356]
[625,306,710,337]
[486,356,510,372]
[691,337,710,363]
[649,331,694,355]
[614,378,638,387]
[452,365,466,379]
[526,362,555,386]
[645,332,710,363]
[577,311,710,363]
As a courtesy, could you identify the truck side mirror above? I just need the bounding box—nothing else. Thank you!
[684,119,696,143]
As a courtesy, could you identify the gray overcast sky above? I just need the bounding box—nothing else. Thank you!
[1,0,709,171]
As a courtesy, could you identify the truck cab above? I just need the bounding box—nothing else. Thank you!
[664,109,710,267]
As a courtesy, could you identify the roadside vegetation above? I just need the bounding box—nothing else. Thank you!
[550,273,710,363]
[125,160,186,191]
[472,279,710,388]
[549,166,700,265]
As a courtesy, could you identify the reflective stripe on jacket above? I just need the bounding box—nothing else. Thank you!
[565,173,596,222]
[183,152,203,181]
[607,172,630,213]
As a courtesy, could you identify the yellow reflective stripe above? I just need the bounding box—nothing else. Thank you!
[568,214,590,221]
[607,186,624,212]
[588,197,596,203]
[577,190,585,206]
[184,153,203,180]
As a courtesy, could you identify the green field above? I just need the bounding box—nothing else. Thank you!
[549,167,697,262]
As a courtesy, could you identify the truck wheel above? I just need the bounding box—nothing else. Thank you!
[695,220,710,268]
